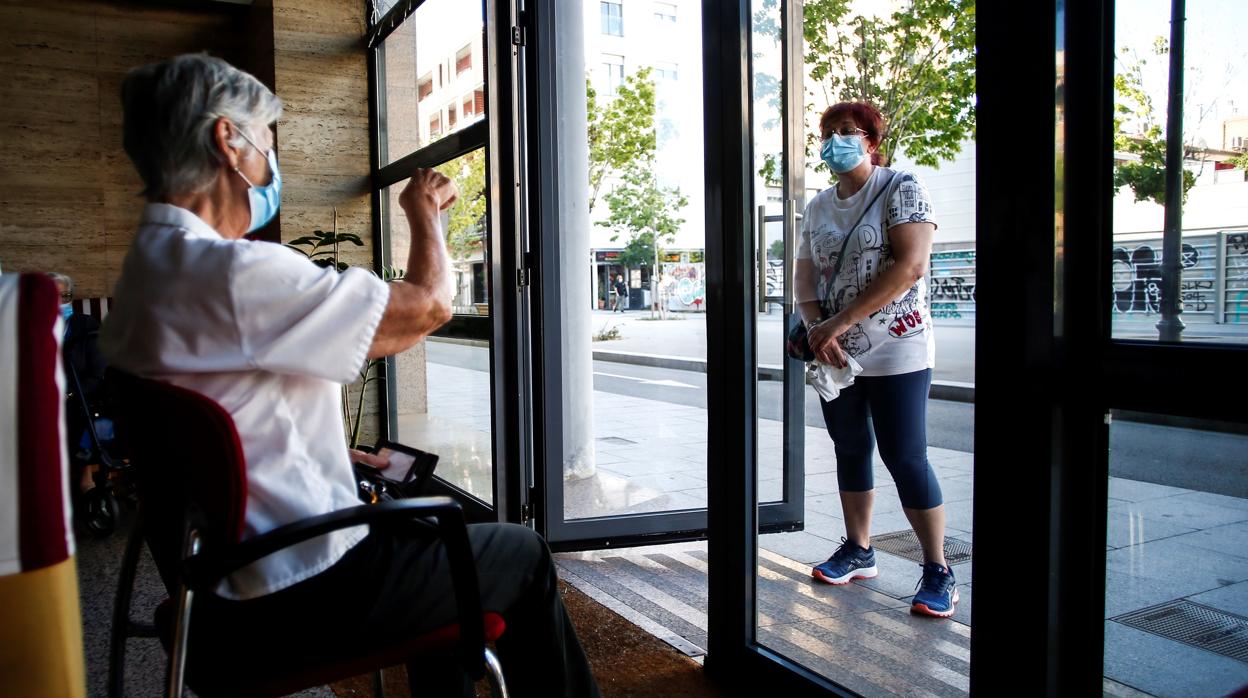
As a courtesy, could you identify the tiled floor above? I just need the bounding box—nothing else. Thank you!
[410,349,1248,697]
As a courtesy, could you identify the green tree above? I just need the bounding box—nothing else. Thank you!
[768,239,785,260]
[598,164,688,269]
[1113,42,1196,205]
[1230,152,1248,171]
[587,68,657,212]
[435,150,487,260]
[754,0,975,174]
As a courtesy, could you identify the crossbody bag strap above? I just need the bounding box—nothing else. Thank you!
[827,170,900,287]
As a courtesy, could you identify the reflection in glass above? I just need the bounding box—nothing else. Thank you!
[386,149,493,504]
[380,0,485,166]
[1110,0,1248,344]
[1102,412,1248,695]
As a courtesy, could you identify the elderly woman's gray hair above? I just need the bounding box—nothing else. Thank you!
[47,272,73,297]
[121,54,283,201]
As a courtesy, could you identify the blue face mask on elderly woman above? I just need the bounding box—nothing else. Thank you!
[231,125,282,233]
[820,133,869,174]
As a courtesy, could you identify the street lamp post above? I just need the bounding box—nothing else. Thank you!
[1157,0,1187,342]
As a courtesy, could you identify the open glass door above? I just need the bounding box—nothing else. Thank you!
[366,0,526,523]
[523,0,802,550]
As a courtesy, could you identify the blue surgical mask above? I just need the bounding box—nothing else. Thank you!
[821,133,868,173]
[60,303,73,321]
[233,127,282,233]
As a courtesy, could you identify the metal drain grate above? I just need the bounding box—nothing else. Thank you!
[872,530,972,565]
[1113,600,1248,663]
[596,436,638,446]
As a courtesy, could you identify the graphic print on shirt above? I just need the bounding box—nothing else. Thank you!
[809,172,933,358]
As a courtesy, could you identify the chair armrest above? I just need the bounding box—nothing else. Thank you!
[182,496,488,679]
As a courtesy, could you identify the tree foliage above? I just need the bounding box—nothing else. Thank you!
[434,150,487,260]
[1113,41,1197,205]
[587,67,657,213]
[754,0,976,175]
[588,67,687,272]
[598,164,688,269]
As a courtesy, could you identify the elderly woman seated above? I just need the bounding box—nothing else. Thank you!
[100,54,599,697]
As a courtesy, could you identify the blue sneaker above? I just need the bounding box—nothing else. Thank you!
[911,562,958,617]
[812,538,878,585]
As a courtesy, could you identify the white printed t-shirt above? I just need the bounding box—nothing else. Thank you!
[100,203,390,600]
[797,166,937,377]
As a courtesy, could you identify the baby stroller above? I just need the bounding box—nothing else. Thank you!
[66,359,133,538]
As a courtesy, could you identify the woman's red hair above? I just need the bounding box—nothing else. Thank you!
[820,102,886,165]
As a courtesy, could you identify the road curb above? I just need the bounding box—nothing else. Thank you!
[592,349,978,403]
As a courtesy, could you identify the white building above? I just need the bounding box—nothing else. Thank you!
[584,0,706,310]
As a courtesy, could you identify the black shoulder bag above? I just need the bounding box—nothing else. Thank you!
[786,171,899,361]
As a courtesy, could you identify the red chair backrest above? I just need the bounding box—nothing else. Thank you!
[109,371,248,593]
[1,273,73,574]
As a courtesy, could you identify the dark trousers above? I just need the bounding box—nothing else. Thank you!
[819,368,943,510]
[192,523,601,698]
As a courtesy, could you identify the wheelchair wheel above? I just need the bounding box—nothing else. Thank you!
[79,487,118,539]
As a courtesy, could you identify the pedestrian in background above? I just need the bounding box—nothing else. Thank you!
[613,274,628,313]
[795,101,955,618]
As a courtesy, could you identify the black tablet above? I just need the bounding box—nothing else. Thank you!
[372,439,439,496]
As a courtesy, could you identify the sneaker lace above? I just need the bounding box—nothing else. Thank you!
[828,537,855,564]
[915,565,952,597]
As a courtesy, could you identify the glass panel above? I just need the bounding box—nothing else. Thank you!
[384,148,493,504]
[750,0,787,508]
[379,0,485,166]
[555,0,706,521]
[1110,0,1248,344]
[753,0,976,691]
[601,1,623,37]
[1102,411,1248,695]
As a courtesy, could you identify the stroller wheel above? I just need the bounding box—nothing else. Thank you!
[80,487,118,539]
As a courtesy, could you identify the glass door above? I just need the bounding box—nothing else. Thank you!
[750,0,978,692]
[366,0,526,523]
[523,0,802,549]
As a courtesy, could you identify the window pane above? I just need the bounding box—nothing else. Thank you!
[379,0,485,166]
[384,148,493,503]
[557,1,706,521]
[601,1,623,36]
[1102,411,1248,695]
[1110,0,1248,344]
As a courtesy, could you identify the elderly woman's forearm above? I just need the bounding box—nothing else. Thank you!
[367,210,454,358]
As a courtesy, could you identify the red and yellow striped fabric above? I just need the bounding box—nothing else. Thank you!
[0,273,85,698]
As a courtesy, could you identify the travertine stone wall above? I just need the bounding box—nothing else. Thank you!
[0,0,411,442]
[0,0,250,297]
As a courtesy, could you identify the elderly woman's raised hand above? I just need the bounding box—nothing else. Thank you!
[399,168,459,215]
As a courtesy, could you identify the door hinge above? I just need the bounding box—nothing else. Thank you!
[517,267,530,289]
[511,12,527,46]
[521,501,533,524]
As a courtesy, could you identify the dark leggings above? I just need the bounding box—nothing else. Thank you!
[819,368,943,510]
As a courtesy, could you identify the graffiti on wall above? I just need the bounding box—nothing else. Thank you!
[1110,243,1205,315]
[661,263,705,309]
[1228,233,1248,322]
[931,302,963,319]
[930,276,977,302]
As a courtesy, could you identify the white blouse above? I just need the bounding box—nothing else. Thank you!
[101,204,390,600]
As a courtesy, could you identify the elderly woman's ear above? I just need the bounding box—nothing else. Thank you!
[213,117,245,171]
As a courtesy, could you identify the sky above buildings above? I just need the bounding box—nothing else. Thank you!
[1116,0,1248,149]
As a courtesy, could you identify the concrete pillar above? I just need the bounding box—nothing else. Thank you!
[554,0,596,481]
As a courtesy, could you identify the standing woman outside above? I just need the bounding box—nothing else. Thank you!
[795,101,956,617]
